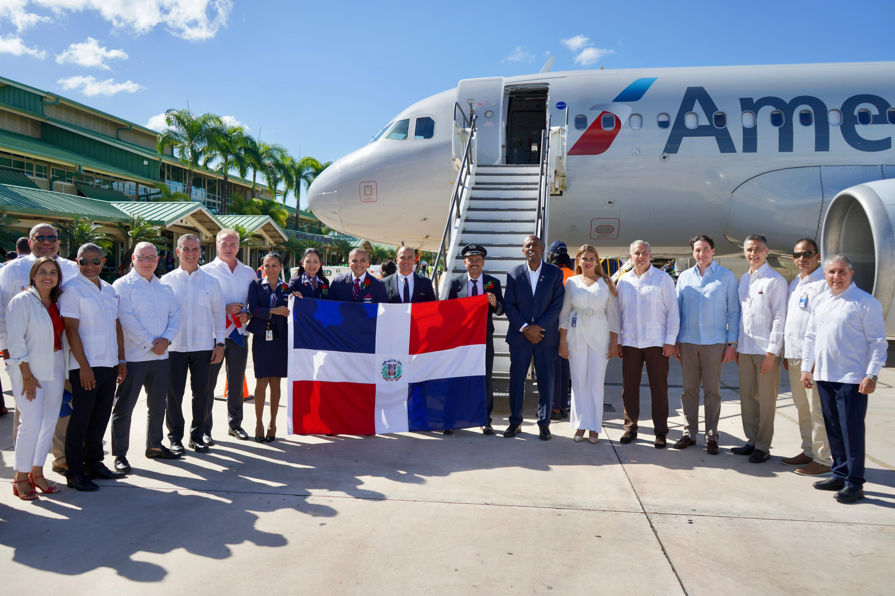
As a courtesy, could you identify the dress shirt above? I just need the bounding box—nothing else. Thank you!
[201,257,256,310]
[783,267,826,360]
[676,261,740,345]
[802,283,887,383]
[617,266,680,348]
[397,272,414,303]
[527,261,542,294]
[0,253,80,350]
[113,270,180,362]
[57,274,120,371]
[737,262,788,356]
[468,274,483,297]
[5,287,67,383]
[161,267,226,352]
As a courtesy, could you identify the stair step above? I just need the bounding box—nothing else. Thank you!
[466,207,536,212]
[477,165,539,169]
[469,197,537,201]
[476,172,539,177]
[465,218,535,223]
[474,181,538,186]
[461,230,533,234]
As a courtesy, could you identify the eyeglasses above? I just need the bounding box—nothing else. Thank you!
[792,251,817,259]
[32,235,57,243]
[77,257,103,266]
[179,247,201,253]
[134,255,157,263]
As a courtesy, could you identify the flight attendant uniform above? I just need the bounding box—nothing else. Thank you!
[246,278,290,379]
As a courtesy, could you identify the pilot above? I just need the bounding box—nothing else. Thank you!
[382,247,437,305]
[327,248,388,304]
[448,244,504,435]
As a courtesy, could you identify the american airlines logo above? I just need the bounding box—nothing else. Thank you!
[569,78,893,155]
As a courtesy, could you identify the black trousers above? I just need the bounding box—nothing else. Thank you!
[112,359,170,456]
[167,350,212,443]
[65,366,116,476]
[205,338,248,434]
[485,330,495,424]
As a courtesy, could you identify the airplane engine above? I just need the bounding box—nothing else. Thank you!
[820,179,895,336]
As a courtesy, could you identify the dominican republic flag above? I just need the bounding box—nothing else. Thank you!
[226,313,246,347]
[288,295,489,435]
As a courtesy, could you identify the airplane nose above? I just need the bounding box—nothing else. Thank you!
[308,164,341,229]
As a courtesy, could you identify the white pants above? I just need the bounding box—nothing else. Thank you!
[12,351,65,473]
[568,344,610,432]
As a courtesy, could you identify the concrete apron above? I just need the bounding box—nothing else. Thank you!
[1,349,894,595]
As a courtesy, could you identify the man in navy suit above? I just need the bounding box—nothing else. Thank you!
[503,235,565,440]
[328,248,388,304]
[383,247,437,305]
[448,244,504,435]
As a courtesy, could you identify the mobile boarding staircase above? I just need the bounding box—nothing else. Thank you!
[431,103,567,381]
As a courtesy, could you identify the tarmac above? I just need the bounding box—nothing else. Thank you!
[1,347,894,595]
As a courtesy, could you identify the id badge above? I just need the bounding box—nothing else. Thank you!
[571,315,577,328]
[799,294,809,309]
[266,329,273,342]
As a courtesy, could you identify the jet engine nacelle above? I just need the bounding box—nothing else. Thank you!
[820,179,895,336]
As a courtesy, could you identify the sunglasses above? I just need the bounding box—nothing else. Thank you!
[792,251,817,259]
[78,257,103,266]
[32,235,58,243]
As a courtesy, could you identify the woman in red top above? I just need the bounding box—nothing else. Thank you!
[8,257,66,499]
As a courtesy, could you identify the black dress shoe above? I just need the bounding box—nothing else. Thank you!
[169,440,185,456]
[85,463,126,479]
[482,425,494,435]
[228,427,249,440]
[835,486,865,503]
[188,438,209,452]
[146,445,182,459]
[654,434,666,449]
[67,473,99,492]
[202,434,215,446]
[814,477,846,491]
[114,456,131,474]
[442,429,453,436]
[539,426,552,441]
[560,409,568,419]
[731,444,755,456]
[503,424,521,438]
[550,410,562,421]
[619,431,637,444]
[749,449,770,463]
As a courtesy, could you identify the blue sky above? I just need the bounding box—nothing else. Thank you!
[1,0,893,209]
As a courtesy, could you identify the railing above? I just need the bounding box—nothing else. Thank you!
[431,111,477,292]
[535,112,552,245]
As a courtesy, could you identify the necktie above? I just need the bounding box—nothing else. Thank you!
[403,277,410,303]
[354,278,360,298]
[471,279,478,296]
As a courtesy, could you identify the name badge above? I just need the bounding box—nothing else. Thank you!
[571,315,577,328]
[799,294,809,309]
[266,329,273,342]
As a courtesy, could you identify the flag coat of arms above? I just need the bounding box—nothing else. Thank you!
[288,295,489,435]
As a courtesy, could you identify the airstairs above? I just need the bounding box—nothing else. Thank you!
[432,104,562,380]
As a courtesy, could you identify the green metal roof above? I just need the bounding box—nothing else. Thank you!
[112,201,207,226]
[0,168,39,189]
[216,214,276,233]
[0,183,128,222]
[75,182,130,202]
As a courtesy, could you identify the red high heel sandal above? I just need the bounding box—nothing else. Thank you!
[29,473,61,494]
[12,479,38,501]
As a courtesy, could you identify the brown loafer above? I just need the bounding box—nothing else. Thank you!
[781,452,812,466]
[673,435,696,449]
[794,461,832,476]
[706,439,720,455]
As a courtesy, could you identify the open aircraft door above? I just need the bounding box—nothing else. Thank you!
[457,77,504,165]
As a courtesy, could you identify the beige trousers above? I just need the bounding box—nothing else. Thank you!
[737,353,781,452]
[679,343,726,440]
[786,358,832,465]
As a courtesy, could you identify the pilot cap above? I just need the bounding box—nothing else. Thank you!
[461,243,487,258]
[548,240,568,255]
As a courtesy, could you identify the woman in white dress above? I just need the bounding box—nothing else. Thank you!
[558,245,620,443]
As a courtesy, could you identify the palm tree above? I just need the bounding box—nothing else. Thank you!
[263,150,291,206]
[331,238,353,265]
[58,216,113,259]
[228,195,261,216]
[253,199,288,229]
[370,245,389,265]
[277,234,309,268]
[247,141,287,200]
[113,215,165,263]
[148,181,191,202]
[0,209,20,255]
[204,124,252,215]
[156,109,223,200]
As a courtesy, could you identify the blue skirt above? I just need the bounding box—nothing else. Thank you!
[252,332,288,379]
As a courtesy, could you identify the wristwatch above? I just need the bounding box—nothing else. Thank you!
[727,342,738,348]
[867,374,878,382]
[215,342,225,348]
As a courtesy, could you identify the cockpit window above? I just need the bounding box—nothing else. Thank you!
[414,117,435,139]
[385,119,410,141]
[371,122,393,143]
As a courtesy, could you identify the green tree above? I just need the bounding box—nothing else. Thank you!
[247,141,287,200]
[113,215,165,263]
[148,181,191,202]
[0,209,21,256]
[277,234,310,268]
[253,199,289,229]
[204,124,253,215]
[156,109,223,201]
[331,238,353,265]
[58,216,113,259]
[370,245,389,265]
[228,195,261,216]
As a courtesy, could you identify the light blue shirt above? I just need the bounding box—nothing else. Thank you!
[676,261,740,345]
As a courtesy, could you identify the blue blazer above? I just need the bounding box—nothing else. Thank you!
[288,273,330,300]
[503,261,565,348]
[246,278,290,338]
[328,272,388,304]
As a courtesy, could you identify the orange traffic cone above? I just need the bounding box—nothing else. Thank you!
[224,377,252,400]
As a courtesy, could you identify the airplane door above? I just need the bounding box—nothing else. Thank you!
[457,77,504,165]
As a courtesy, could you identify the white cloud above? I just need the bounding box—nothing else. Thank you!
[33,0,232,41]
[574,47,613,66]
[561,35,590,52]
[0,0,51,32]
[57,75,143,96]
[221,115,248,130]
[55,37,128,70]
[0,34,46,58]
[504,45,533,62]
[145,112,169,131]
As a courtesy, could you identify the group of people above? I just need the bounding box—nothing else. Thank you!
[2,223,886,506]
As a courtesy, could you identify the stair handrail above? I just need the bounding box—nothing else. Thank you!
[431,113,477,291]
[535,112,552,245]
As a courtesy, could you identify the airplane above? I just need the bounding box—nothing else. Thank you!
[308,61,895,334]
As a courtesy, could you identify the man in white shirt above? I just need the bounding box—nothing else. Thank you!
[781,238,832,477]
[201,229,258,442]
[616,240,680,448]
[801,254,887,503]
[59,244,128,491]
[111,242,182,472]
[161,234,226,454]
[733,234,788,463]
[0,223,81,474]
